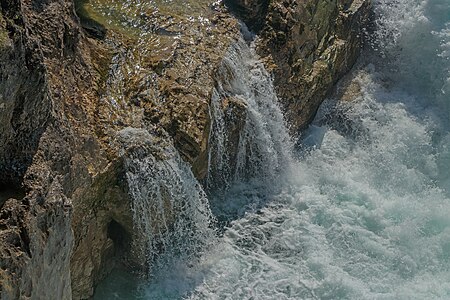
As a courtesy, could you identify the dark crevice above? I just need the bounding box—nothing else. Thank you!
[0,0,23,25]
[0,183,26,210]
[223,0,270,32]
[74,0,106,39]
[107,219,131,258]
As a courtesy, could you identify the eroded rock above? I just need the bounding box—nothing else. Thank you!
[0,0,239,298]
[256,0,371,132]
[0,0,372,299]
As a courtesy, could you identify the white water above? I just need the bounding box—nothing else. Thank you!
[206,37,293,220]
[117,128,216,272]
[95,0,450,298]
[207,37,292,193]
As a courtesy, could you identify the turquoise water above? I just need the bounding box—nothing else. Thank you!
[94,0,450,298]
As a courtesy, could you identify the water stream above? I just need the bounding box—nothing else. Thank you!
[206,36,293,222]
[95,0,450,298]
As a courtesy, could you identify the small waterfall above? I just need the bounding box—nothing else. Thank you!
[207,37,293,193]
[117,128,215,273]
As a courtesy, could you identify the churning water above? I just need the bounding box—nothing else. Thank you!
[95,0,450,298]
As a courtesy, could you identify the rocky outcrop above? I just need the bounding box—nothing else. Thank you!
[0,0,93,298]
[0,0,239,298]
[66,5,240,293]
[0,0,371,299]
[255,0,371,132]
[73,0,241,180]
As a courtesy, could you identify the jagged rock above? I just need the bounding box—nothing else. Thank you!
[0,0,239,298]
[0,0,89,298]
[0,0,132,298]
[256,0,371,132]
[0,0,371,298]
[74,0,241,181]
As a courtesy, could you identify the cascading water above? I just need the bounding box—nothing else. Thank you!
[183,0,450,298]
[206,37,293,220]
[118,128,215,270]
[96,0,450,298]
[93,128,217,299]
[207,37,292,188]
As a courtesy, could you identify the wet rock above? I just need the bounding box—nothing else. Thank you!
[0,0,371,298]
[76,0,241,181]
[0,0,239,298]
[256,0,372,132]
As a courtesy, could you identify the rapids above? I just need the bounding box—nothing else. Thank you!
[94,0,450,298]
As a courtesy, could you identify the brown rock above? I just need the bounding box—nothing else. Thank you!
[257,0,372,132]
[0,0,371,299]
[0,0,240,298]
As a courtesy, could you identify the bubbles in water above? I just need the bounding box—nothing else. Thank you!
[187,60,450,300]
[184,0,450,298]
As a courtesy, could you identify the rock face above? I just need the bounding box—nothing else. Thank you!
[0,0,370,299]
[255,0,371,132]
[0,0,238,298]
[0,0,91,298]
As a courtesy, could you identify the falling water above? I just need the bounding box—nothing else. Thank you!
[117,128,216,272]
[206,37,293,220]
[183,0,450,298]
[96,0,450,298]
[207,37,292,189]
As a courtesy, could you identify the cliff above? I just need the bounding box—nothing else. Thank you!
[0,0,370,298]
[225,0,371,131]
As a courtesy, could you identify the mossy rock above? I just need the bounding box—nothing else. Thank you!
[0,14,11,49]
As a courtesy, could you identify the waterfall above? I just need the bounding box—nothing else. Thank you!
[117,128,215,273]
[207,37,293,193]
[96,0,450,298]
[182,0,450,298]
[204,36,294,223]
